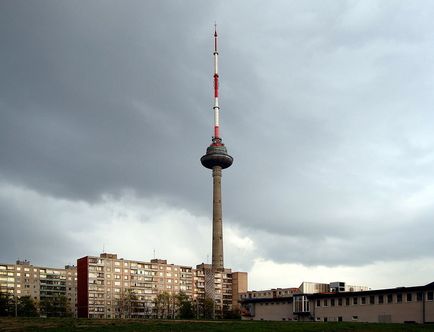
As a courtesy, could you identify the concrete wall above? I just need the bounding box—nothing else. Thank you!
[426,300,434,323]
[249,301,294,321]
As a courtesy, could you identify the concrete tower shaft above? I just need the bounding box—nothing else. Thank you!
[212,166,223,270]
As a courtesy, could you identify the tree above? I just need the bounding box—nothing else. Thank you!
[154,292,171,319]
[223,307,241,320]
[125,289,139,318]
[168,292,177,319]
[0,292,13,316]
[202,297,215,320]
[17,296,38,317]
[39,294,71,317]
[177,291,194,319]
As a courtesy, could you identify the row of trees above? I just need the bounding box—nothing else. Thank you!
[0,292,72,317]
[115,290,237,320]
[113,290,196,319]
[1,290,240,319]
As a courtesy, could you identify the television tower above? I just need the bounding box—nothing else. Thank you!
[201,26,233,277]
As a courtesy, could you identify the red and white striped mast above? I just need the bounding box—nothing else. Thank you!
[212,24,221,145]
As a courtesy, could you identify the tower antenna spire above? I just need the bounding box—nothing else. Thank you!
[213,24,220,143]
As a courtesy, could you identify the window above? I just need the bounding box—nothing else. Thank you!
[370,296,375,304]
[361,297,366,305]
[352,316,358,321]
[397,293,402,303]
[387,294,393,303]
[338,298,342,306]
[331,299,335,306]
[428,291,434,301]
[378,295,384,304]
[353,297,358,305]
[407,293,412,302]
[417,292,423,302]
[316,300,320,307]
[324,299,328,307]
[345,298,350,306]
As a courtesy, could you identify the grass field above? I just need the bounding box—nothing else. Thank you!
[1,318,434,332]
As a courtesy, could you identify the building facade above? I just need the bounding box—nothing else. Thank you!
[240,282,434,324]
[0,260,77,316]
[77,253,247,319]
[311,283,434,323]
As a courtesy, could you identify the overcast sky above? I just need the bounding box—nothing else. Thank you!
[1,0,434,291]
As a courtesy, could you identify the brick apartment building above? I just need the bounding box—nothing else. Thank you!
[77,253,247,318]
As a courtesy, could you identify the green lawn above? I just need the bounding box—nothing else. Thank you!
[1,318,434,332]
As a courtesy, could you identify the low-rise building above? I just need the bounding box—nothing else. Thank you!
[311,282,434,323]
[240,281,434,324]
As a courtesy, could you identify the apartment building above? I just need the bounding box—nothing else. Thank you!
[0,260,77,316]
[77,253,247,319]
[194,263,235,317]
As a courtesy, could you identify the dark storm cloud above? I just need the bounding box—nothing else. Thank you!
[2,0,434,272]
[0,1,214,204]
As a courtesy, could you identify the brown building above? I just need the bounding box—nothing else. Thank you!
[240,282,434,324]
[0,260,77,316]
[311,282,434,323]
[231,272,248,312]
[77,253,247,319]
